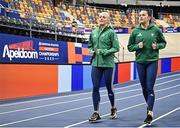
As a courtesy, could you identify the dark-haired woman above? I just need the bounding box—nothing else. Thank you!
[127,9,166,125]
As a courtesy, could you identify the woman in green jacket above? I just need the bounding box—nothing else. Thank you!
[128,9,166,125]
[88,12,120,122]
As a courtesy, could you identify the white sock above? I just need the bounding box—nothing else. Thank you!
[148,111,153,117]
[94,111,99,113]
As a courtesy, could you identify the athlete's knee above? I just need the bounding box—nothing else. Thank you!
[142,88,147,93]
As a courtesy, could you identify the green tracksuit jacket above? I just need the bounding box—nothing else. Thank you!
[88,26,120,67]
[128,24,167,64]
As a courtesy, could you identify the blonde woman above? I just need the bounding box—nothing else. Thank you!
[88,12,120,122]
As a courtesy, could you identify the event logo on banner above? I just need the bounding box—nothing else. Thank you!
[38,42,59,61]
[2,40,60,62]
[0,33,68,64]
[2,40,38,61]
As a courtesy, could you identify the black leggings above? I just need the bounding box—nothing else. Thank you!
[136,61,158,111]
[91,66,115,111]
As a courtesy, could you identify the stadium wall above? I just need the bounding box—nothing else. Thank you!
[0,58,179,100]
[117,33,180,62]
[0,33,179,100]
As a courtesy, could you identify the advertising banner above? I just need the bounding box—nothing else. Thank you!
[114,27,128,34]
[0,33,91,64]
[165,27,176,33]
[0,33,68,64]
[177,27,180,32]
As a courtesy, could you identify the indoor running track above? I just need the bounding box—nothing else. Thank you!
[0,71,180,128]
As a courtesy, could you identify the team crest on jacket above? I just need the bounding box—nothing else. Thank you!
[137,33,142,37]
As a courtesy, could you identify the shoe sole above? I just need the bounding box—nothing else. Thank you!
[144,122,152,126]
[89,119,101,122]
[109,114,118,119]
[89,118,101,122]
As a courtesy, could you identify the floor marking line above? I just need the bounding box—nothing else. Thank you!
[0,84,179,127]
[138,106,180,128]
[64,92,180,128]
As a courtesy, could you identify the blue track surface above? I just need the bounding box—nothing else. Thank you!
[0,71,180,127]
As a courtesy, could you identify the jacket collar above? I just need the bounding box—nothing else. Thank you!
[137,23,154,30]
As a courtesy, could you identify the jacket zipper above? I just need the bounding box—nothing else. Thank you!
[97,31,100,67]
[97,28,106,66]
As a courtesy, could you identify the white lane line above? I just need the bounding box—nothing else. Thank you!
[138,106,180,128]
[1,78,179,115]
[0,84,179,127]
[0,83,137,107]
[0,73,179,107]
[0,89,140,115]
[64,91,180,128]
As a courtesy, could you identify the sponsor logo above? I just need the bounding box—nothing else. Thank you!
[137,33,142,37]
[2,45,38,61]
[93,34,97,38]
[150,94,154,96]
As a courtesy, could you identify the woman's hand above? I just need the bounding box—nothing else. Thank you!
[152,42,157,50]
[96,49,101,55]
[89,50,95,56]
[138,42,143,48]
